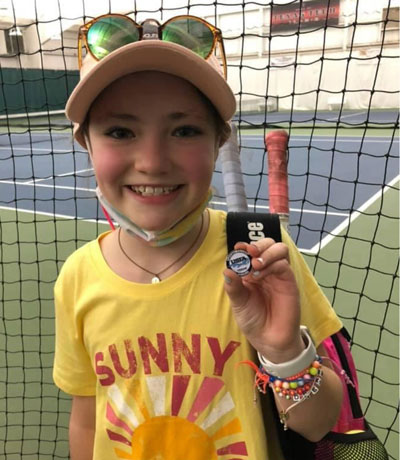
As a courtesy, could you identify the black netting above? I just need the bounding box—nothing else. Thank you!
[315,434,389,460]
[0,0,398,459]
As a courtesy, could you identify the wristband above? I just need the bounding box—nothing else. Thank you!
[257,326,317,379]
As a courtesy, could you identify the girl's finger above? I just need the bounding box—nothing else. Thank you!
[234,238,276,256]
[251,242,290,271]
[223,269,250,309]
[252,259,293,281]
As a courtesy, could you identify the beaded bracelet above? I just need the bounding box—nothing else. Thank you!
[240,355,322,400]
[239,356,324,430]
[268,357,323,401]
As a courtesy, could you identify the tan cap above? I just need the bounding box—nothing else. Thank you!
[66,40,236,148]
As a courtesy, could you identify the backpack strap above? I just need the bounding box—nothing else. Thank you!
[328,330,364,423]
[226,212,282,251]
[226,212,314,459]
[226,211,291,459]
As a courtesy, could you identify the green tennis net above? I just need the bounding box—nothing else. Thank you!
[0,1,398,459]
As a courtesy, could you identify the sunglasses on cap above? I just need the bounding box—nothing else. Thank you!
[78,14,227,79]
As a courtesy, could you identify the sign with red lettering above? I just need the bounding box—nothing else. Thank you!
[271,0,340,32]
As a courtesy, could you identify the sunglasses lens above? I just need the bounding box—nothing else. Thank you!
[162,18,214,58]
[87,17,140,60]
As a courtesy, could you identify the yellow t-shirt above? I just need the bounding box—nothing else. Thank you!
[53,209,342,460]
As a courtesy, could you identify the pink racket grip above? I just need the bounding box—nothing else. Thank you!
[265,130,289,215]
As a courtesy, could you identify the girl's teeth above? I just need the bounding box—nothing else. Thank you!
[132,186,176,196]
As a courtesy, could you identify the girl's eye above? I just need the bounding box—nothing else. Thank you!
[105,127,134,140]
[174,125,202,138]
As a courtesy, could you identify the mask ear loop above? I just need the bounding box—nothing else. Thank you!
[100,205,116,230]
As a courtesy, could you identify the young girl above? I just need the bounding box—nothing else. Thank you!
[53,15,343,460]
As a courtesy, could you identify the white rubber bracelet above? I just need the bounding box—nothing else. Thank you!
[257,326,317,379]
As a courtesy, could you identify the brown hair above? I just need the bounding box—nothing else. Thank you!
[195,89,231,146]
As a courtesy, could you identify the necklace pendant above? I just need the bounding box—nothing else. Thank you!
[151,276,161,284]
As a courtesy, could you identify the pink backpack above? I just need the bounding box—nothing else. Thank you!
[323,331,365,434]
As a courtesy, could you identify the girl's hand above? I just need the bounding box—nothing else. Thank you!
[223,239,305,363]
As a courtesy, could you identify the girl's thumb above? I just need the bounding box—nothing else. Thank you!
[223,270,249,308]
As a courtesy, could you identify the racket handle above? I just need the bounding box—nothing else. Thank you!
[220,123,248,212]
[265,130,289,230]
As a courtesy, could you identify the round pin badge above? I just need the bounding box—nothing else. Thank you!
[226,249,252,277]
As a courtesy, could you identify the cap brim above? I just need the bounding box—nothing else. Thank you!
[66,40,236,127]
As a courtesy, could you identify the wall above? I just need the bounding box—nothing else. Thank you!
[0,68,78,114]
[214,2,399,110]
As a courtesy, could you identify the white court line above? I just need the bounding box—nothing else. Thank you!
[23,176,53,184]
[242,135,399,143]
[0,205,107,225]
[289,138,399,143]
[301,174,400,255]
[24,168,93,185]
[211,200,348,217]
[57,168,93,177]
[6,132,70,136]
[0,179,94,193]
[0,109,65,120]
[0,146,73,153]
[325,111,367,122]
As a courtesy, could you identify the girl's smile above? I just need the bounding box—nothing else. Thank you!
[123,183,181,205]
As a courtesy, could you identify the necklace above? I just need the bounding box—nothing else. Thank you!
[118,215,204,284]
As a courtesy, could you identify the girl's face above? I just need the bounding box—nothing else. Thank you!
[87,71,220,232]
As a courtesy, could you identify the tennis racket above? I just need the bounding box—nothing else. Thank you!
[265,129,290,231]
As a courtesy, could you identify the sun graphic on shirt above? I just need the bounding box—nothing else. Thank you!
[105,375,248,459]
